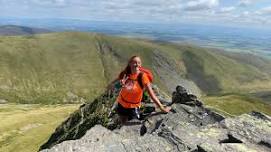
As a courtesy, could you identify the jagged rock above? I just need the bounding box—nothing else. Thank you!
[41,125,174,152]
[39,84,168,150]
[40,85,271,152]
[39,92,117,150]
[172,85,203,107]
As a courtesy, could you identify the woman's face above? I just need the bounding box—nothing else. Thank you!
[129,57,142,71]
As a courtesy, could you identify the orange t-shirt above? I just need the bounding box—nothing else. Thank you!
[117,72,150,108]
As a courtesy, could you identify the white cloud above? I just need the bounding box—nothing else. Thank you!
[238,0,252,7]
[238,0,260,7]
[219,6,235,13]
[183,0,219,11]
[259,6,271,15]
[55,0,65,2]
[1,0,271,27]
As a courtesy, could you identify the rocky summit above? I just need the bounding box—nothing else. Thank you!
[40,86,271,152]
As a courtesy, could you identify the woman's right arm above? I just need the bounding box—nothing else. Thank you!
[145,83,171,113]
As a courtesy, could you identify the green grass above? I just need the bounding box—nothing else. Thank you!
[0,32,271,104]
[203,94,271,117]
[0,104,79,152]
[0,32,106,103]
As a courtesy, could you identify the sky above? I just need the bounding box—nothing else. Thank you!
[0,0,271,28]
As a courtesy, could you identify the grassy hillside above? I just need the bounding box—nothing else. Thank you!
[203,94,271,117]
[0,104,78,152]
[0,32,271,104]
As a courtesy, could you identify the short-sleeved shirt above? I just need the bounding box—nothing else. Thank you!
[117,72,150,108]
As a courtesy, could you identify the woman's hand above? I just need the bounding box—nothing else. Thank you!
[145,83,171,113]
[160,106,171,113]
[120,79,125,87]
[120,76,129,87]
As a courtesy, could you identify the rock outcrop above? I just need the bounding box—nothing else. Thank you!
[40,85,271,152]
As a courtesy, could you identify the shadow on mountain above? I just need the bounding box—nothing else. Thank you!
[182,51,222,94]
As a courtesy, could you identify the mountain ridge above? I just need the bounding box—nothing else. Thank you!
[40,85,271,152]
[0,25,51,36]
[0,31,271,114]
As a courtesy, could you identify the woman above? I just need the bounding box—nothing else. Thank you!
[108,55,171,124]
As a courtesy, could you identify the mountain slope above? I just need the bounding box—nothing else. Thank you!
[0,25,51,36]
[0,32,271,104]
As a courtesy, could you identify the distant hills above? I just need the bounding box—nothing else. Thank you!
[0,25,51,36]
[0,31,271,106]
[1,18,270,57]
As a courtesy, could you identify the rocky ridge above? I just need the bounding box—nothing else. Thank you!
[40,85,271,152]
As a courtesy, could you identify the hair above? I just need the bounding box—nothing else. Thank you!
[118,55,140,79]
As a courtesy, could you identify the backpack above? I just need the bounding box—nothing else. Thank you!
[137,67,153,89]
[137,67,153,103]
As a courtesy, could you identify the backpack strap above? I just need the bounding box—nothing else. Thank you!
[137,72,144,89]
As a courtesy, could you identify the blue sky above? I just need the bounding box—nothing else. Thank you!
[0,0,271,28]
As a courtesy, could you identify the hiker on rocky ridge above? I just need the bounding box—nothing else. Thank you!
[107,55,171,124]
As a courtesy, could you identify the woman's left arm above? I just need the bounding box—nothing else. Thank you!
[145,84,171,113]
